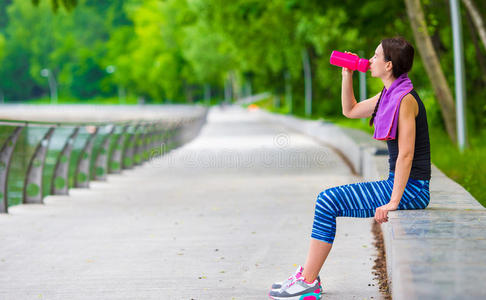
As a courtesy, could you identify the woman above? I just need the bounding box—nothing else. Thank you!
[269,37,431,299]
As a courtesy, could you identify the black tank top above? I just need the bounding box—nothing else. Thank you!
[386,89,431,180]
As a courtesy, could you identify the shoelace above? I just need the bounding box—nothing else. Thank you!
[282,273,302,290]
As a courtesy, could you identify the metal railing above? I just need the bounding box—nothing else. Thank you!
[0,111,207,213]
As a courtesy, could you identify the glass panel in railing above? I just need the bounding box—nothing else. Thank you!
[7,126,48,206]
[90,124,114,181]
[42,126,76,197]
[68,126,93,188]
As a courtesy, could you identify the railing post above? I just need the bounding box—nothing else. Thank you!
[94,125,115,181]
[0,127,23,213]
[147,123,155,160]
[150,123,163,159]
[133,124,147,166]
[109,125,128,174]
[51,127,79,195]
[158,123,167,155]
[123,124,140,169]
[143,123,155,162]
[75,126,99,188]
[23,127,55,204]
[158,123,168,156]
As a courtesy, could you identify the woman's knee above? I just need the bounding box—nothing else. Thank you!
[316,189,336,212]
[316,189,330,203]
[318,187,334,199]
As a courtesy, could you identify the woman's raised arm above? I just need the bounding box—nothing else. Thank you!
[341,90,381,119]
[340,51,380,119]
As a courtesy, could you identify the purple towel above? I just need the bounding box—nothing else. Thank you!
[373,73,414,140]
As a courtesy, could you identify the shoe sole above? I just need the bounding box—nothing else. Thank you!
[268,293,322,300]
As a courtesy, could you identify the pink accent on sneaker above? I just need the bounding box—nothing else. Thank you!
[295,273,316,285]
[295,271,317,285]
[280,266,306,290]
[314,288,321,293]
[302,296,317,300]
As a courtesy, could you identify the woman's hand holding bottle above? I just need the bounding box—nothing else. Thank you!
[341,51,359,77]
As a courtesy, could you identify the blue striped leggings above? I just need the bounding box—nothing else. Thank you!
[311,172,430,244]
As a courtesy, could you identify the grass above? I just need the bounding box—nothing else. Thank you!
[246,96,486,208]
[427,127,486,207]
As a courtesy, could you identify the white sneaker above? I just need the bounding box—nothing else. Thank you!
[270,266,303,290]
[269,272,322,300]
[271,267,321,291]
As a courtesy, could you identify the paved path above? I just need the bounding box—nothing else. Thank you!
[0,106,380,299]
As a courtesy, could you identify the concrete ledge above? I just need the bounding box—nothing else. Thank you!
[383,165,486,299]
[257,108,486,299]
[0,104,207,124]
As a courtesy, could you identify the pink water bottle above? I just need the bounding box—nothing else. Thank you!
[330,51,369,72]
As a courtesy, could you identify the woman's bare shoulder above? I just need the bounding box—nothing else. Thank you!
[401,93,418,117]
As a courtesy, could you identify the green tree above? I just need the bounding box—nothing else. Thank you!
[31,0,77,12]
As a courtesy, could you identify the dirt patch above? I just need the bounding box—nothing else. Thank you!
[372,220,392,300]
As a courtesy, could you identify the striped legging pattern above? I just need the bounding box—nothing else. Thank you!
[311,172,430,244]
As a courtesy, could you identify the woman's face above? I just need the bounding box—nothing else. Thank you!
[369,43,392,78]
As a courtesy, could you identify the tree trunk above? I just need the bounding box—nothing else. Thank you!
[404,0,457,142]
[462,0,486,51]
[464,8,486,84]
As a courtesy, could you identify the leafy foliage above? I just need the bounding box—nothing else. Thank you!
[0,0,484,132]
[31,0,78,12]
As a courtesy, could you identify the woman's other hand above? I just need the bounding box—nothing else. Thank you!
[374,202,399,224]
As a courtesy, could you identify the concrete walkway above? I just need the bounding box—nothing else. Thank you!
[0,106,381,299]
